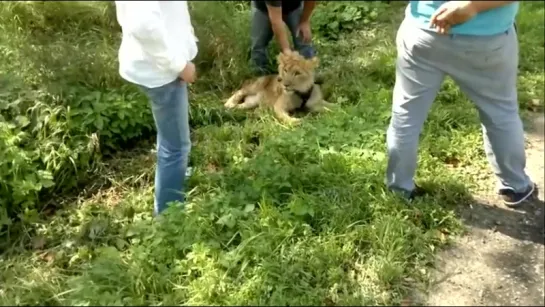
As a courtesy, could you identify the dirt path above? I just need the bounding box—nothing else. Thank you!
[422,112,545,306]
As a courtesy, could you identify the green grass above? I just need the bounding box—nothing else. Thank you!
[0,1,543,306]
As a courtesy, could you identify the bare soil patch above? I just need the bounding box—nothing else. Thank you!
[422,112,545,306]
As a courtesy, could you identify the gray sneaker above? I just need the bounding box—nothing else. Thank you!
[499,183,538,208]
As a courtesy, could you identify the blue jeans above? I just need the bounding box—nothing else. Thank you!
[386,19,532,196]
[250,3,315,74]
[140,78,191,215]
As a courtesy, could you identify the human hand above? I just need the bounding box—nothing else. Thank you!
[429,1,478,34]
[296,20,312,43]
[180,61,196,83]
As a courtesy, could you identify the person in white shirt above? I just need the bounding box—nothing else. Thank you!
[115,1,198,215]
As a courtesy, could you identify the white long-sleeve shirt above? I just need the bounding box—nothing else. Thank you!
[115,1,198,88]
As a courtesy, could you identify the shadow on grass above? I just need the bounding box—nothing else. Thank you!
[0,132,471,306]
[2,1,543,305]
[3,166,539,306]
[3,119,541,306]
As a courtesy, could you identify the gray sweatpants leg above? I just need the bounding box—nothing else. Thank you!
[386,19,532,195]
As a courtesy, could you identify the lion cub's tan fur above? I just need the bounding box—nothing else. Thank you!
[224,50,332,124]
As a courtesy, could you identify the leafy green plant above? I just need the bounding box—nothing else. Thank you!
[313,1,380,40]
[0,1,543,306]
[0,1,254,227]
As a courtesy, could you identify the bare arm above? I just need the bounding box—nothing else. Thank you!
[266,3,291,53]
[300,1,317,23]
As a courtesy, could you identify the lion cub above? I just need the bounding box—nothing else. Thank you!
[224,50,333,124]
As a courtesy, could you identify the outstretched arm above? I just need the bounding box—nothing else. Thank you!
[297,1,317,43]
[266,1,291,53]
[300,0,317,23]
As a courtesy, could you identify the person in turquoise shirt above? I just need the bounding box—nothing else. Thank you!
[407,1,519,35]
[385,1,537,207]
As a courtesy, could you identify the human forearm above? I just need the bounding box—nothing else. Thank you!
[300,1,316,23]
[267,5,291,52]
[270,21,291,52]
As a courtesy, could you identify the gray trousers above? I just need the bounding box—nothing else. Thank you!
[386,19,532,195]
[250,3,315,74]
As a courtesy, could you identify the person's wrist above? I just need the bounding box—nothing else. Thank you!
[177,61,188,77]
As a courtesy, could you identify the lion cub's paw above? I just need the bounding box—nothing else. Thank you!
[285,117,302,125]
[224,97,238,109]
[322,101,336,112]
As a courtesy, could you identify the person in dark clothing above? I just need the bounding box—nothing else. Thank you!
[250,0,317,75]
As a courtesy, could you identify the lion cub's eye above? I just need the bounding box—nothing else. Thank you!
[294,71,301,76]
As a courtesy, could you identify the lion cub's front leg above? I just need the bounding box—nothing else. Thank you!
[273,96,300,124]
[304,85,333,113]
[236,93,262,110]
[308,99,335,113]
[224,89,246,109]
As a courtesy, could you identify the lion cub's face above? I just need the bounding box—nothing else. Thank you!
[276,51,319,93]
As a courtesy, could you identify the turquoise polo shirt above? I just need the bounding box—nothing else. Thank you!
[406,1,519,36]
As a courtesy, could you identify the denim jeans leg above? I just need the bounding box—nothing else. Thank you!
[283,6,316,59]
[250,4,274,75]
[141,79,191,215]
